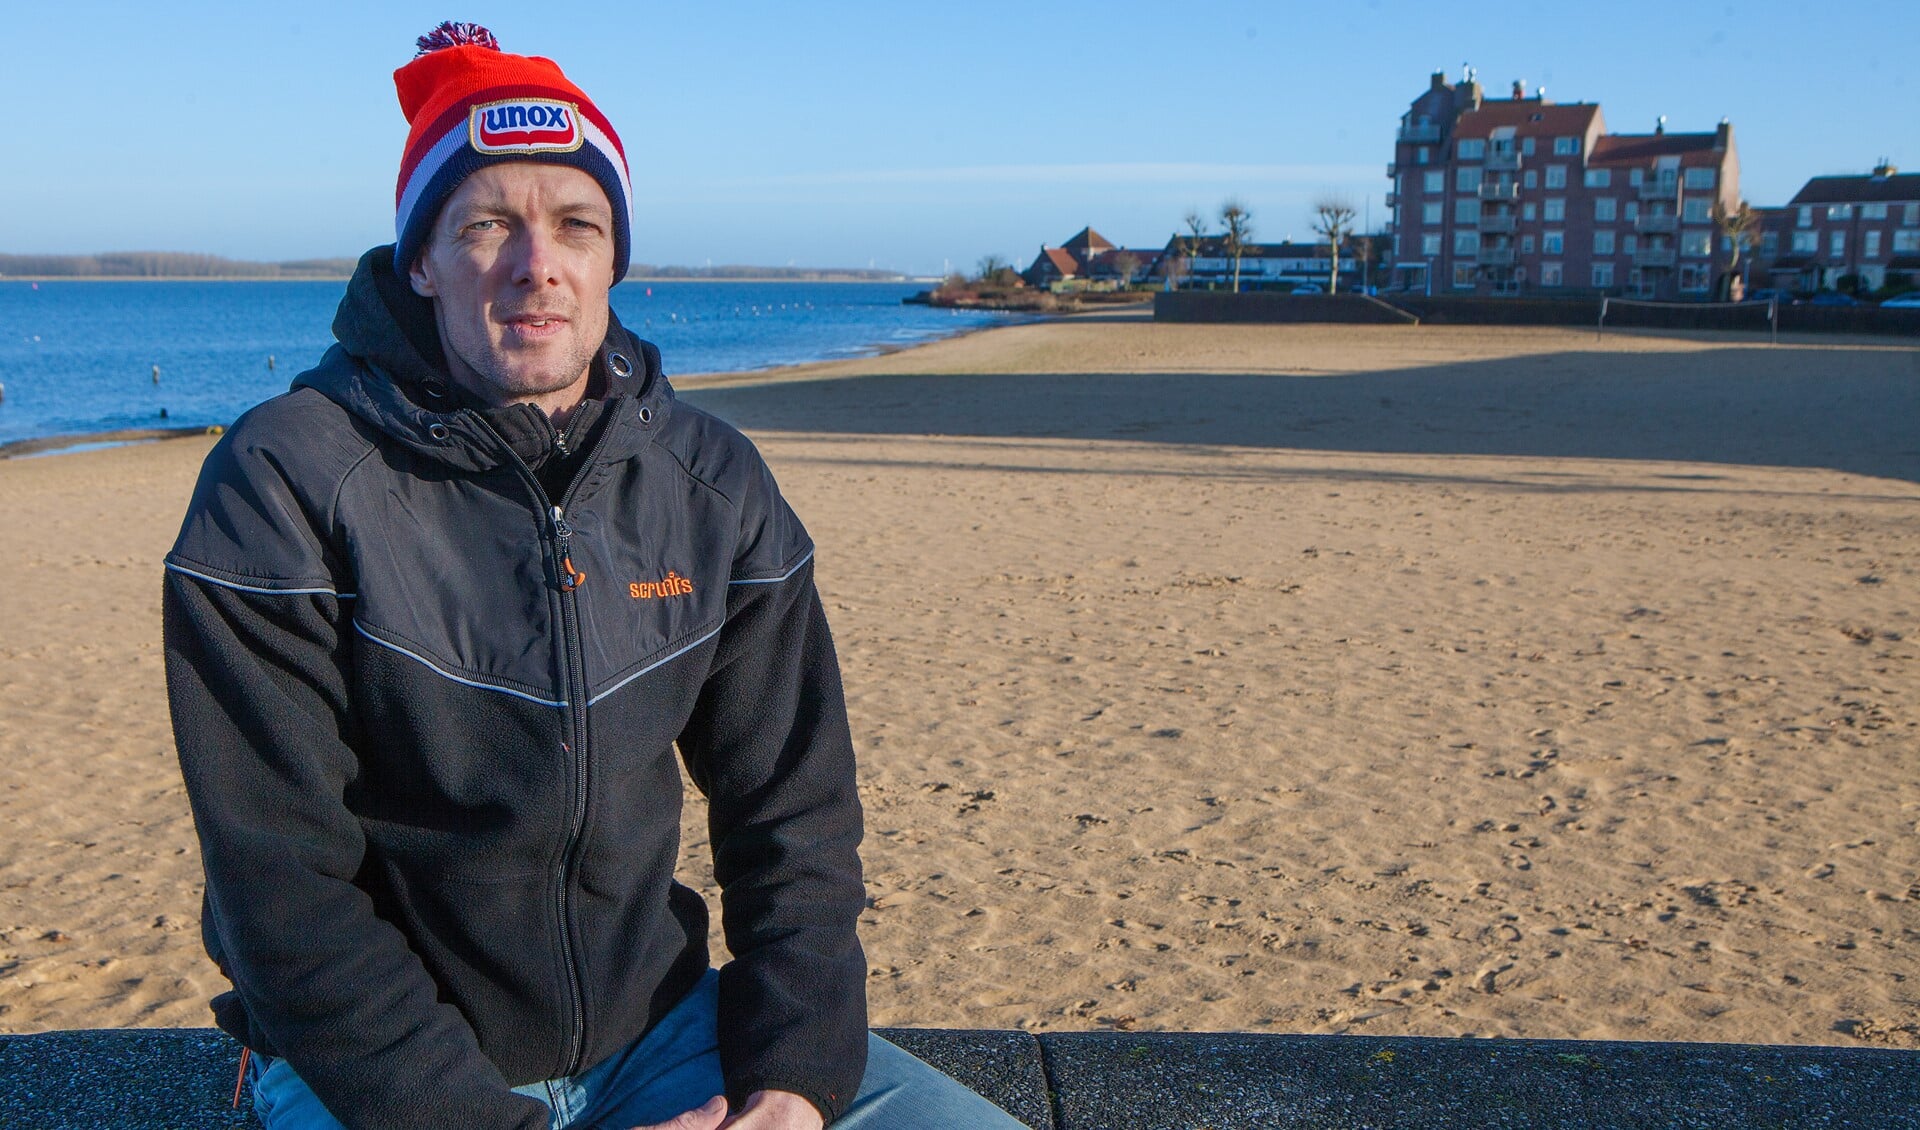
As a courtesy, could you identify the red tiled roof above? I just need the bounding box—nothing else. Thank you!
[1788,173,1920,205]
[1061,227,1115,254]
[1588,133,1726,168]
[1037,247,1080,275]
[1450,99,1599,140]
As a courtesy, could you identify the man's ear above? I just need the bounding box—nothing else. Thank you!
[408,250,437,298]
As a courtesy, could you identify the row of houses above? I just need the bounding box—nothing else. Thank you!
[1384,68,1916,299]
[1020,227,1370,292]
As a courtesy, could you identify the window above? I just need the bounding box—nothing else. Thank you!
[1417,146,1430,164]
[1540,262,1563,286]
[1452,264,1478,287]
[1683,167,1715,189]
[1455,198,1481,223]
[1830,231,1846,257]
[1456,166,1482,191]
[1522,137,1536,156]
[1683,198,1711,223]
[1545,165,1567,189]
[1421,233,1442,256]
[1544,197,1566,221]
[1761,232,1778,256]
[1458,139,1486,160]
[1679,263,1710,291]
[1865,230,1882,257]
[1826,204,1854,220]
[1592,263,1614,288]
[1792,230,1818,253]
[1682,231,1712,257]
[1523,170,1538,189]
[1905,203,1918,226]
[1553,136,1578,155]
[1621,233,1637,254]
[1522,202,1537,221]
[1544,231,1564,254]
[1594,231,1615,255]
[1595,197,1617,222]
[1423,202,1443,225]
[1584,168,1611,188]
[1521,235,1536,254]
[1862,203,1888,220]
[1624,201,1639,221]
[1895,230,1920,253]
[1454,231,1479,254]
[1798,205,1813,228]
[1630,169,1644,186]
[1423,170,1445,193]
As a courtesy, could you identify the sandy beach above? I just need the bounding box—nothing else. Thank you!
[2,317,1916,1050]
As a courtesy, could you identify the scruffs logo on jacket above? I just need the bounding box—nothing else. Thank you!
[469,98,583,154]
[630,572,695,600]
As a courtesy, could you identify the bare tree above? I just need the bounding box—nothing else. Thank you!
[1107,250,1143,289]
[1311,197,1357,294]
[1177,208,1208,289]
[1712,198,1764,294]
[1219,199,1253,292]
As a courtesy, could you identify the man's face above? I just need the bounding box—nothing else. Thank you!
[408,162,616,408]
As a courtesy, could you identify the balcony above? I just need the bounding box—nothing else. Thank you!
[1384,193,1397,207]
[1478,181,1520,201]
[1486,151,1523,171]
[1634,213,1677,233]
[1637,178,1680,201]
[1479,213,1517,233]
[1386,163,1397,178]
[1481,247,1516,266]
[1634,248,1677,268]
[1399,124,1442,143]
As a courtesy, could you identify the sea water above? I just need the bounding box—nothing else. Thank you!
[0,279,1001,447]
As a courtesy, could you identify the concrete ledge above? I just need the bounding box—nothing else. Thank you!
[2,1028,1916,1129]
[1154,292,1418,324]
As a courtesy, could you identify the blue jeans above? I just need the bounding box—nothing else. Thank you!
[250,970,1025,1128]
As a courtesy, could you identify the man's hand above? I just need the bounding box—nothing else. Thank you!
[720,1090,826,1130]
[629,1091,824,1130]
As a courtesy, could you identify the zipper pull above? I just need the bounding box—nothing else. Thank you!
[552,506,586,591]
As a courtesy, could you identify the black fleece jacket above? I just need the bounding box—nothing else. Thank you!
[163,248,867,1129]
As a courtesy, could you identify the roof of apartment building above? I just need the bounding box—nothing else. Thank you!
[1789,170,1920,205]
[1448,99,1599,140]
[1588,131,1727,167]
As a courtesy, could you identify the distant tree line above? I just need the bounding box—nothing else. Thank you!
[0,252,358,278]
[1,254,909,282]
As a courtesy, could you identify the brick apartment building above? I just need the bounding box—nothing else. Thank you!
[1752,163,1920,294]
[1387,69,1741,300]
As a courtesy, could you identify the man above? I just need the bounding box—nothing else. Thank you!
[164,23,1021,1130]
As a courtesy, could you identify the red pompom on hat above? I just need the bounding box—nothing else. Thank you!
[391,21,632,281]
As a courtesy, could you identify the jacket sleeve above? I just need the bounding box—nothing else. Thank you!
[163,432,550,1130]
[676,457,867,1122]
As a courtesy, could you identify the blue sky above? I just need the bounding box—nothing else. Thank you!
[6,1,1914,276]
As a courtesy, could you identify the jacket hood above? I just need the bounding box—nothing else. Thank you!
[292,245,670,475]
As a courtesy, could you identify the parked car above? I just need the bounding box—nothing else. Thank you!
[1290,283,1324,295]
[1741,288,1784,304]
[1878,292,1920,308]
[1795,291,1858,306]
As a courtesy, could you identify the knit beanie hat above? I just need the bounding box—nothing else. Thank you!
[392,22,632,282]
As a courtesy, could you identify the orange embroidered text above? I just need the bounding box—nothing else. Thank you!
[630,572,695,600]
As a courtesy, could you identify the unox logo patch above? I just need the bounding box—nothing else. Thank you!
[469,99,584,154]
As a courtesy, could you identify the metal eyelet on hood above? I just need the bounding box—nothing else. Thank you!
[427,423,451,441]
[637,406,654,425]
[609,352,633,378]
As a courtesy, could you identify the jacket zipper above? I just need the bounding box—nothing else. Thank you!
[466,408,608,1079]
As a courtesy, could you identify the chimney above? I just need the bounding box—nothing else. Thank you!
[1512,79,1526,99]
[1430,70,1448,92]
[1655,115,1667,135]
[1872,158,1898,179]
[1714,119,1732,150]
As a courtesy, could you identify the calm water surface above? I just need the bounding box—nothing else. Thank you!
[0,280,1001,446]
